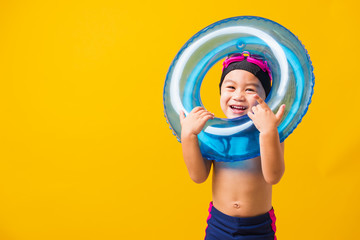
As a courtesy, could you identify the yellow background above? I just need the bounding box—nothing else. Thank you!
[0,0,359,239]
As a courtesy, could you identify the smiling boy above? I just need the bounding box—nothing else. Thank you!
[180,52,286,240]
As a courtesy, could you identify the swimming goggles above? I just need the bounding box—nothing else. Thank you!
[222,51,272,81]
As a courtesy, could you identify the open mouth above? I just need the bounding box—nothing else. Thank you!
[229,105,247,115]
[230,105,247,110]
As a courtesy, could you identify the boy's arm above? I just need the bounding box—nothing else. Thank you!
[259,132,285,184]
[248,94,286,185]
[181,134,212,184]
[180,107,214,184]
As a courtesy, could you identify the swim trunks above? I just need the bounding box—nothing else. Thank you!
[205,201,277,240]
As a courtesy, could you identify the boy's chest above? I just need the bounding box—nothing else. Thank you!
[213,156,262,173]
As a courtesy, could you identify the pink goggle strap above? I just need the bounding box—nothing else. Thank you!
[222,55,245,70]
[222,54,272,82]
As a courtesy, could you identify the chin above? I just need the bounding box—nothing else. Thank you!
[226,112,247,119]
[225,109,248,119]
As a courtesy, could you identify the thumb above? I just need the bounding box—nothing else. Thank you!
[179,110,185,123]
[275,104,286,123]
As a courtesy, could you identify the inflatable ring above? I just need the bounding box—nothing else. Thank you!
[163,16,314,162]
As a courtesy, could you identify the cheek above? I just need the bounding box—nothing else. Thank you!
[219,96,225,107]
[258,88,266,100]
[220,93,231,102]
[247,96,257,107]
[220,95,229,108]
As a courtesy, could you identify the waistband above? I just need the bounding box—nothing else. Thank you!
[208,201,275,225]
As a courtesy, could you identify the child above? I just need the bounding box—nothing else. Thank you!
[179,52,286,240]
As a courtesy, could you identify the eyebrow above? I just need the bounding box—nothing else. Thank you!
[223,79,236,84]
[247,83,261,88]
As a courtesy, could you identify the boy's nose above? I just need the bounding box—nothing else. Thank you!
[233,92,245,101]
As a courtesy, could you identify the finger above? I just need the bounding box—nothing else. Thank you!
[253,94,269,109]
[202,112,215,118]
[192,106,204,113]
[199,111,214,118]
[247,111,254,120]
[194,109,207,118]
[252,106,257,113]
[275,104,286,122]
[179,110,185,122]
[201,114,214,123]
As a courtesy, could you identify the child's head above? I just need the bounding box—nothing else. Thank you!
[219,52,272,118]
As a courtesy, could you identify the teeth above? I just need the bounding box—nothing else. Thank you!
[231,106,246,110]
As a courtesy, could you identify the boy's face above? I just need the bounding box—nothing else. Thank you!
[220,70,266,119]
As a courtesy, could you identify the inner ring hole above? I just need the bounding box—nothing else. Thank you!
[200,59,227,118]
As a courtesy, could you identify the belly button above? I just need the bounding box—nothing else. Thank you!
[233,203,240,209]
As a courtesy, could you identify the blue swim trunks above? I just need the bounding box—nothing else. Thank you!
[205,202,277,240]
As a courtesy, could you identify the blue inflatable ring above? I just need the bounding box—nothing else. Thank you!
[163,16,314,162]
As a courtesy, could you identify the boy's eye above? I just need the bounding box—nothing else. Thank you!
[227,86,235,89]
[246,88,255,92]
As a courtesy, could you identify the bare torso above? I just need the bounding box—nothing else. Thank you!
[211,156,273,217]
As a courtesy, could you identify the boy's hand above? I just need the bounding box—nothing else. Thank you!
[247,94,285,134]
[180,107,214,138]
